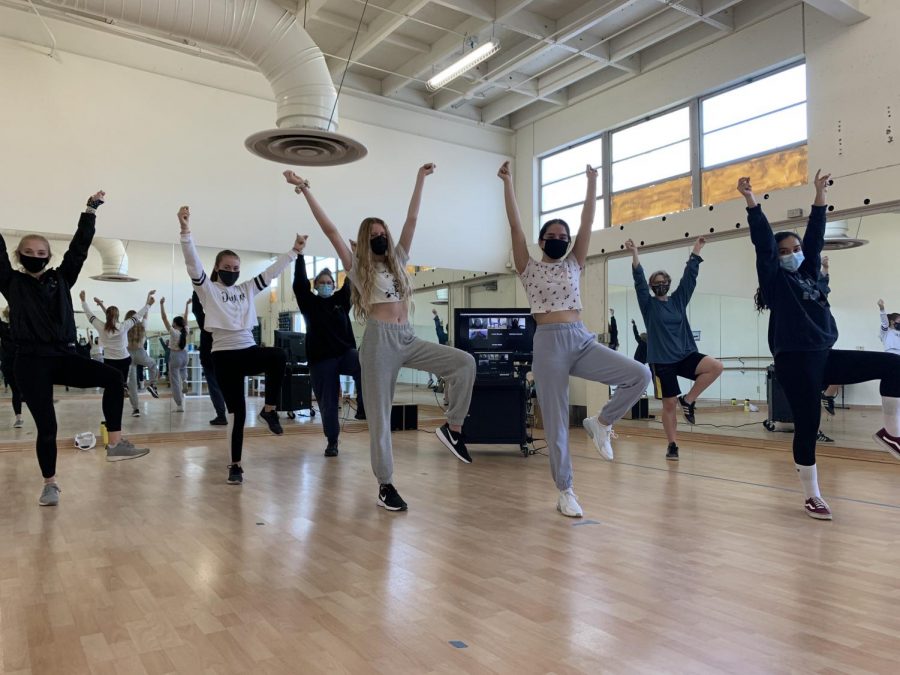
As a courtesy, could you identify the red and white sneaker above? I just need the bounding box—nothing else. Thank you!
[804,496,832,520]
[873,428,900,461]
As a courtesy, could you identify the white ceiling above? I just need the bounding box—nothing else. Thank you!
[3,0,864,128]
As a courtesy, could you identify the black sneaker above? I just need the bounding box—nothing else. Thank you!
[678,396,696,425]
[822,395,835,416]
[227,464,243,485]
[209,415,228,426]
[435,423,472,463]
[666,442,679,461]
[324,441,339,457]
[131,408,140,417]
[377,483,407,511]
[354,408,367,421]
[146,383,159,399]
[258,409,283,435]
[816,430,834,443]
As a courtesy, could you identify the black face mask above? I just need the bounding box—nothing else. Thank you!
[217,270,239,287]
[370,235,388,256]
[651,283,670,297]
[20,254,49,274]
[542,238,569,260]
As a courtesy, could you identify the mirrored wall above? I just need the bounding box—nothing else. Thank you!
[608,210,897,451]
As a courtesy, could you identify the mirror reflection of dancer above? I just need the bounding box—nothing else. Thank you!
[743,172,900,520]
[0,308,24,428]
[292,246,365,457]
[499,160,651,518]
[179,206,299,485]
[0,192,150,506]
[286,164,476,513]
[626,237,724,461]
[160,297,191,412]
[124,308,160,417]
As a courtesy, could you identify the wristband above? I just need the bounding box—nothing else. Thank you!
[86,197,104,209]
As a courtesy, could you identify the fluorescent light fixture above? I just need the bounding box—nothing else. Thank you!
[426,39,500,91]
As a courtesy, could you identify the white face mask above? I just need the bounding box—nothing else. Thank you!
[779,251,804,272]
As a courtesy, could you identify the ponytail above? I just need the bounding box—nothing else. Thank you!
[178,326,187,350]
[754,288,768,313]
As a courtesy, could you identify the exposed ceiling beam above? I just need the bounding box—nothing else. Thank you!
[651,0,734,32]
[432,0,645,111]
[328,0,430,79]
[313,10,430,53]
[802,0,867,25]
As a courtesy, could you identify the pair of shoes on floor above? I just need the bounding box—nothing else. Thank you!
[105,439,150,462]
[258,409,283,435]
[209,415,228,426]
[582,416,615,460]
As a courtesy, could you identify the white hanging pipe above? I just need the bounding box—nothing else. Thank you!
[90,237,130,278]
[41,0,367,164]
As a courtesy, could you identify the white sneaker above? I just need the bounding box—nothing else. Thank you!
[583,416,615,460]
[13,417,24,428]
[557,488,583,518]
[175,405,184,413]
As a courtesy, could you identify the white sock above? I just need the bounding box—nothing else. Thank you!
[796,463,821,499]
[881,396,900,436]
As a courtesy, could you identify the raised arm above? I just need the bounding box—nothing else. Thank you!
[292,243,314,310]
[396,163,435,255]
[632,319,642,343]
[123,295,153,331]
[59,191,104,287]
[569,165,599,267]
[246,235,302,297]
[0,233,13,294]
[879,299,889,340]
[671,237,705,307]
[799,170,831,276]
[177,206,208,288]
[79,291,103,330]
[497,161,530,275]
[182,299,191,332]
[625,239,651,315]
[159,297,172,333]
[738,177,779,288]
[284,171,353,271]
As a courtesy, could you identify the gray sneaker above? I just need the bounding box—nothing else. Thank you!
[106,439,150,461]
[39,482,60,506]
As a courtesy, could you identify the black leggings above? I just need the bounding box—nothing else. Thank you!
[15,353,125,478]
[1,358,23,416]
[212,346,286,463]
[774,349,900,465]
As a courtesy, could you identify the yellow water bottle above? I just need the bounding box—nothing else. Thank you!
[99,421,109,446]
[743,399,750,412]
[731,398,737,406]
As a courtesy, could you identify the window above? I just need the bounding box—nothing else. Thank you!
[539,137,604,233]
[612,108,690,192]
[702,64,806,167]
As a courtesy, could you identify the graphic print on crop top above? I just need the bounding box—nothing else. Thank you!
[519,256,583,313]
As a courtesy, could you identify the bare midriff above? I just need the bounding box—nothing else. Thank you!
[533,309,582,325]
[369,300,411,324]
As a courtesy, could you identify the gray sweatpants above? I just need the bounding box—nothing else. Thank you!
[359,319,476,485]
[532,322,651,490]
[168,350,189,406]
[127,347,159,410]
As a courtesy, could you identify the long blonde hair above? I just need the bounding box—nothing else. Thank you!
[125,309,145,347]
[350,217,412,323]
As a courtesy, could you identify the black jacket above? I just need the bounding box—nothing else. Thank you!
[292,256,356,365]
[0,212,95,356]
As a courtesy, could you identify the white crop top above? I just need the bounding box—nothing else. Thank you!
[347,244,410,305]
[519,256,583,314]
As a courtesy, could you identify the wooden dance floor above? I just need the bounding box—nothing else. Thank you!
[0,425,898,674]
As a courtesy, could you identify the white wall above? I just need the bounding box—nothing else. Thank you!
[0,6,514,274]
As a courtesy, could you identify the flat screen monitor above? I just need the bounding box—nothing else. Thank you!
[454,308,535,358]
[274,330,307,363]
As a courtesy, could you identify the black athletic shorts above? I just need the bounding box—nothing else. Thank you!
[651,352,706,399]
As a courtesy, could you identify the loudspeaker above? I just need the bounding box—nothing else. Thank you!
[390,404,418,431]
[626,397,649,420]
[464,381,527,444]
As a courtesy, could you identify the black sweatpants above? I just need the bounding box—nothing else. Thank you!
[774,348,900,465]
[15,353,125,478]
[309,349,365,444]
[212,346,286,463]
[1,357,22,415]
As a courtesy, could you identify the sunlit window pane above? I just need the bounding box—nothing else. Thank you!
[542,173,602,212]
[703,64,806,133]
[612,108,689,162]
[541,137,603,184]
[613,141,690,192]
[703,104,807,167]
[541,198,605,233]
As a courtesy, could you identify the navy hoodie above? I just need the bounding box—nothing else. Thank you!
[748,204,838,355]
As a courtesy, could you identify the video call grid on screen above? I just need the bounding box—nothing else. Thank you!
[455,309,533,354]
